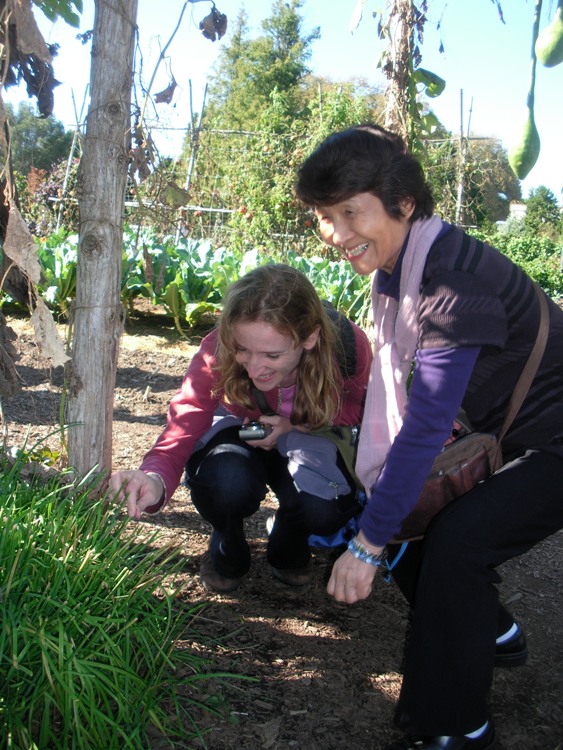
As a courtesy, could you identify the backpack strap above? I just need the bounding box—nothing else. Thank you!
[251,386,276,416]
[322,300,357,378]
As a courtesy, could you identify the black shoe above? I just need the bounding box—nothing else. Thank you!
[494,628,528,668]
[271,561,313,586]
[386,720,495,749]
[199,552,243,593]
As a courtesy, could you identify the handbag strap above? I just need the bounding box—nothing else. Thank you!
[497,282,550,446]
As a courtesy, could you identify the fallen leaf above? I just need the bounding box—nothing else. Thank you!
[30,298,71,367]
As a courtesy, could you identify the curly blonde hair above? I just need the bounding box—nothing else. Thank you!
[216,264,344,428]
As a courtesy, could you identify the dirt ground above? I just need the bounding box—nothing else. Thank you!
[3,308,562,750]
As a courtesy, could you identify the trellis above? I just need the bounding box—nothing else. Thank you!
[50,121,264,246]
[49,105,507,247]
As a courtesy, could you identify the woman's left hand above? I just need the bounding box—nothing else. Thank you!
[327,532,386,604]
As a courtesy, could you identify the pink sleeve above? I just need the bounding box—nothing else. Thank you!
[139,330,221,500]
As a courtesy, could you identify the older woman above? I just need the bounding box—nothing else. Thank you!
[296,125,563,750]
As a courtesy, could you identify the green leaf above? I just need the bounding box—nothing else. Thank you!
[161,282,184,320]
[420,111,441,135]
[185,301,219,327]
[33,0,83,28]
[413,68,446,98]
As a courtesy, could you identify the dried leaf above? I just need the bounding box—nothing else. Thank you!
[199,7,228,42]
[130,146,152,181]
[6,0,52,61]
[154,78,177,104]
[256,716,282,748]
[4,204,42,284]
[1,1,60,115]
[159,181,190,209]
[30,298,70,367]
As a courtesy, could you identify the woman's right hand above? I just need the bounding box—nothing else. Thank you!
[109,470,165,520]
[245,414,295,450]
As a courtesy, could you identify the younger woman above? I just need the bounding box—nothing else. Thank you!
[111,263,372,593]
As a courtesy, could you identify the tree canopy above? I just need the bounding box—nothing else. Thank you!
[4,101,73,175]
[524,186,562,239]
[423,136,522,226]
[206,0,320,129]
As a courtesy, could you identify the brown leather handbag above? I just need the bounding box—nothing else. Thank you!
[391,283,550,543]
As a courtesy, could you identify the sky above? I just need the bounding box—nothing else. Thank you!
[12,0,563,204]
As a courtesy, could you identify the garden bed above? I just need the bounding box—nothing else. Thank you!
[3,309,562,750]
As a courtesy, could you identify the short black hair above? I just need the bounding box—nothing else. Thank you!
[296,124,434,222]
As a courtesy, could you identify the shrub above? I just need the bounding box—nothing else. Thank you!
[469,229,563,299]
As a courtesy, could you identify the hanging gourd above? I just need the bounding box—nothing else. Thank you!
[508,107,541,179]
[508,0,542,179]
[535,0,563,67]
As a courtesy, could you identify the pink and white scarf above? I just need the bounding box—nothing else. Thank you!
[355,215,443,492]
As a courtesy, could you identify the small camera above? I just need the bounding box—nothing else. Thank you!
[239,420,272,441]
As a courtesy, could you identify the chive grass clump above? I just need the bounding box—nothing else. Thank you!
[0,457,225,749]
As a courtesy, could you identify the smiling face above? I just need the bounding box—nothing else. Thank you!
[314,192,415,276]
[232,320,319,391]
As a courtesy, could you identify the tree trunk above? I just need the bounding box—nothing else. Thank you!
[383,0,418,145]
[67,0,138,479]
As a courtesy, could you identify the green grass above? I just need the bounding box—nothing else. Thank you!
[0,456,236,749]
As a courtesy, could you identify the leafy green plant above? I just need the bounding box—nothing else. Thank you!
[35,231,78,315]
[469,228,563,299]
[148,238,261,333]
[120,252,149,316]
[286,251,372,327]
[32,226,374,327]
[0,456,238,749]
[177,242,259,325]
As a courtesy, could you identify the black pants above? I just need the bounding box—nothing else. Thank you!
[388,448,563,736]
[186,426,361,578]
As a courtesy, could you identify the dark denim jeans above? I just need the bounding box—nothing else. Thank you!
[186,426,360,578]
[391,448,563,735]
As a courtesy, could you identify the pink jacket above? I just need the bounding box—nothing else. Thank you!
[140,324,373,501]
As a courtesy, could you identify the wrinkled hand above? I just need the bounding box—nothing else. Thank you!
[327,532,385,604]
[109,470,164,520]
